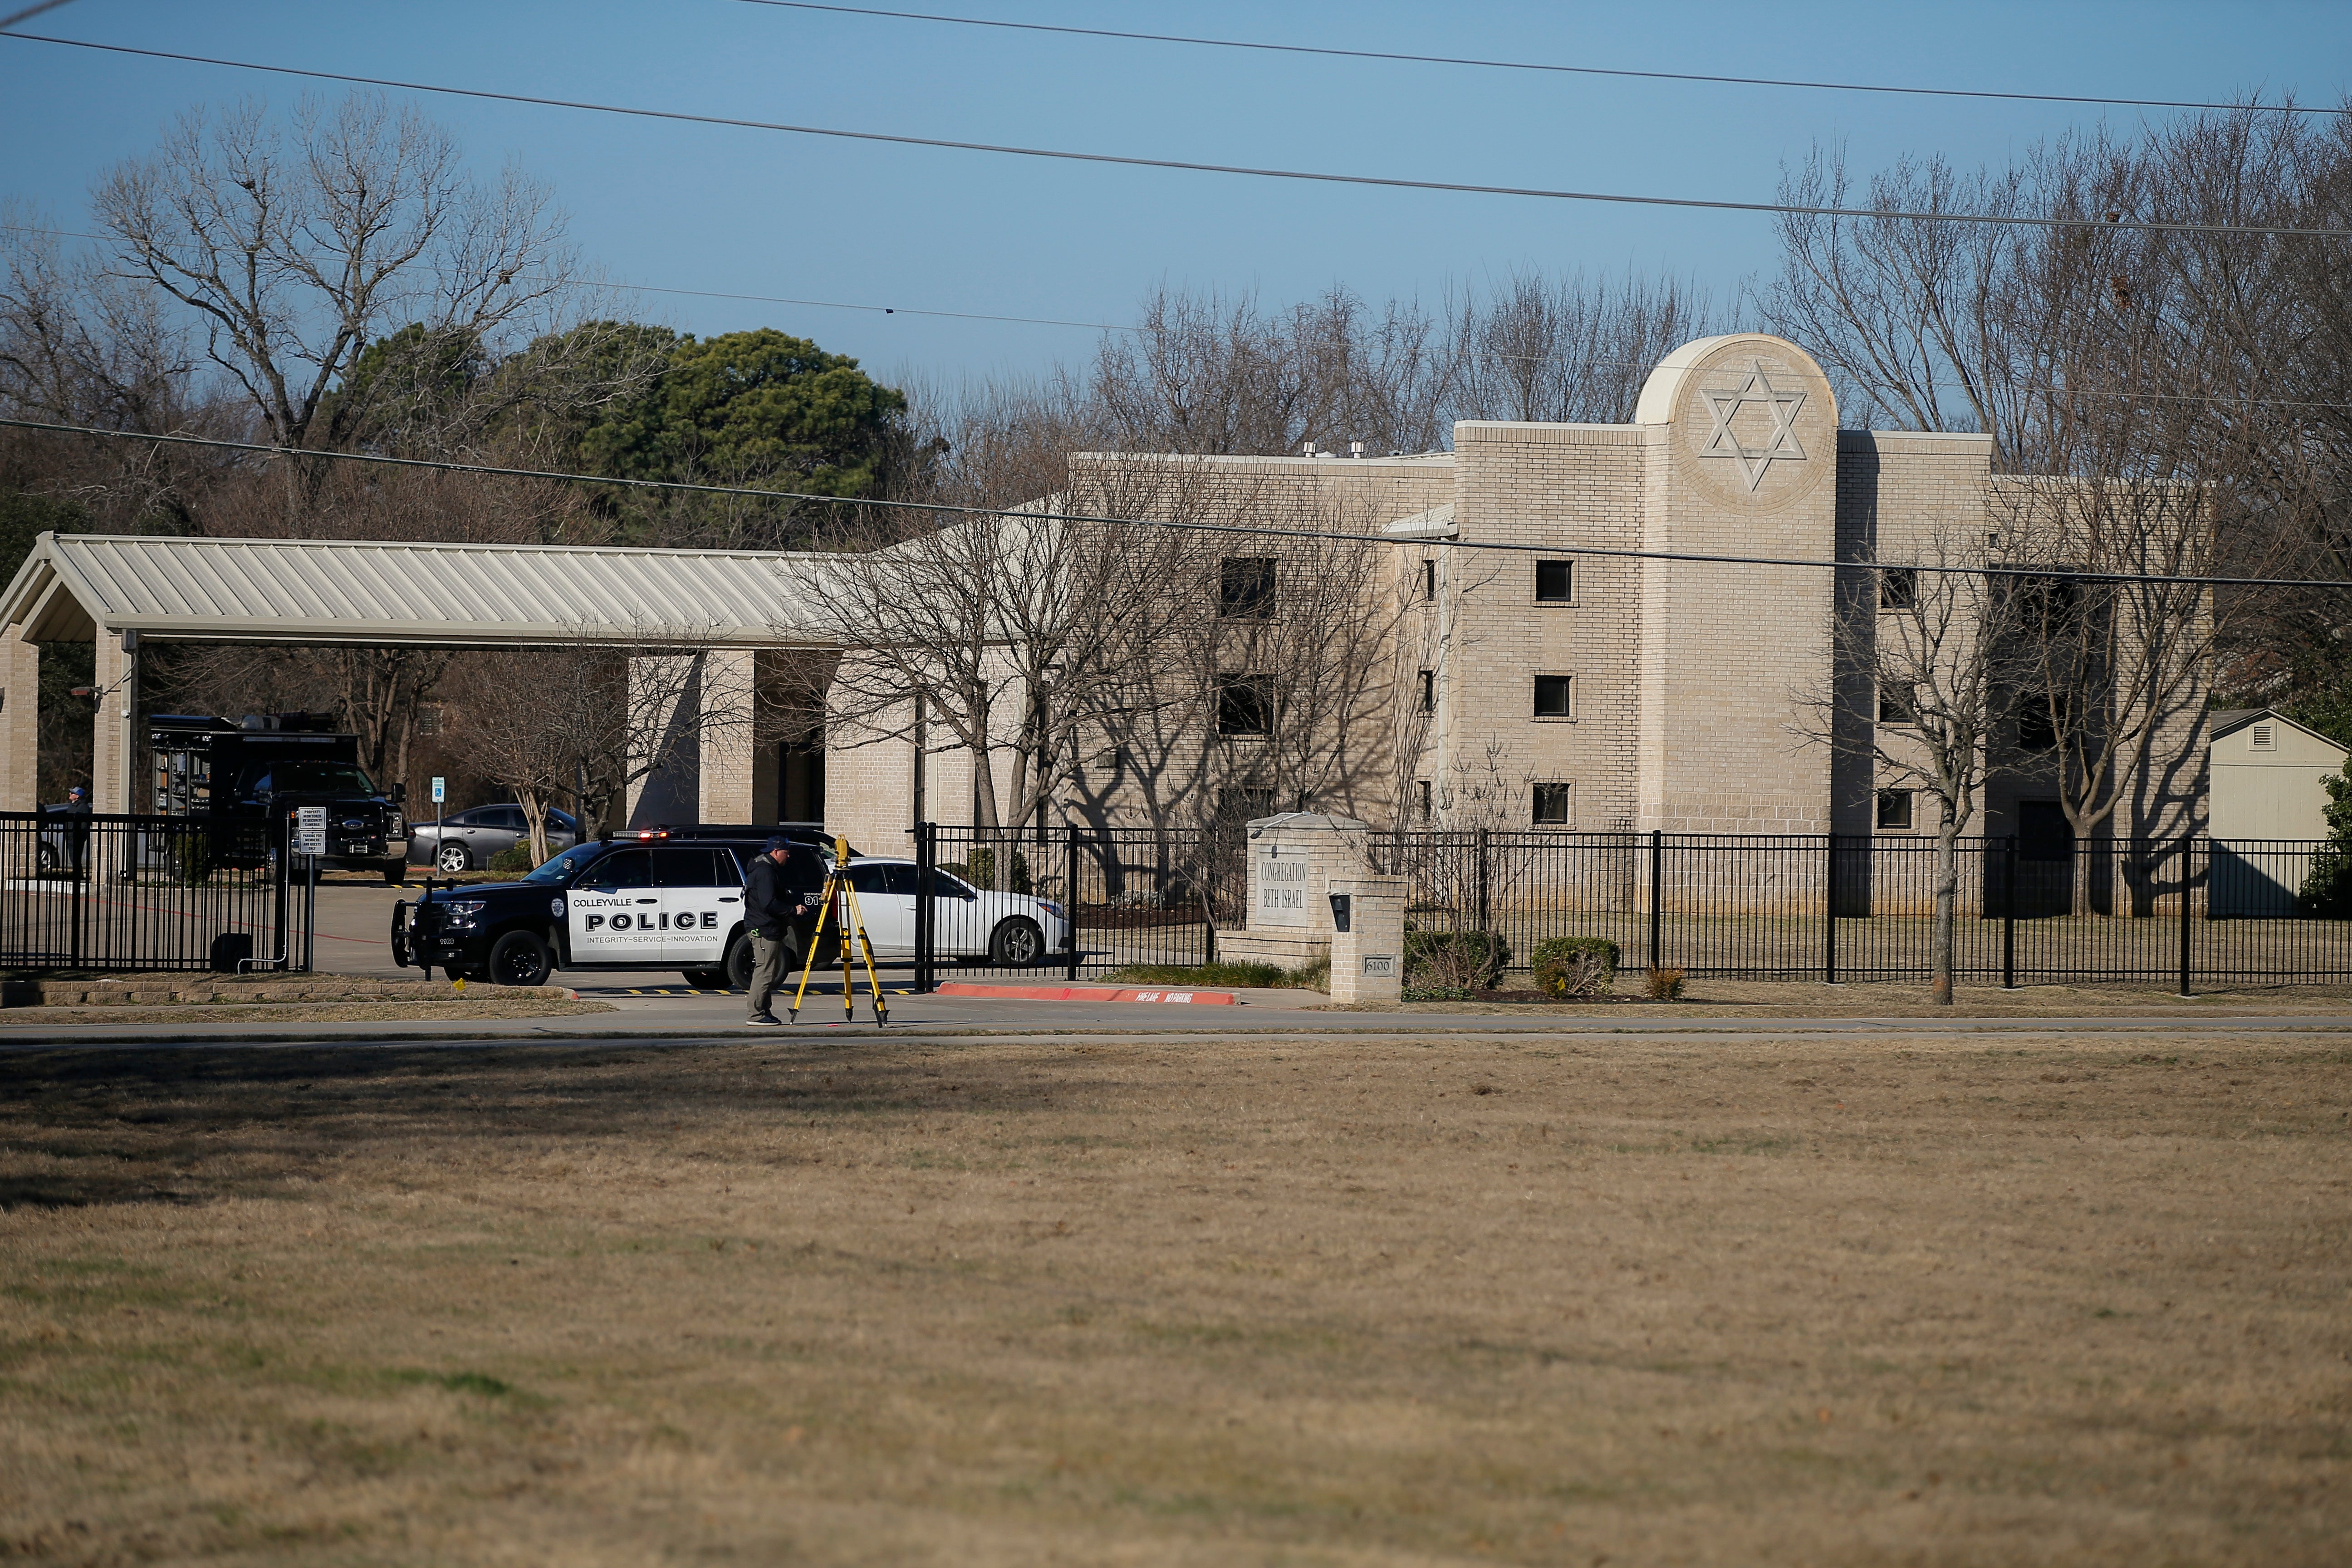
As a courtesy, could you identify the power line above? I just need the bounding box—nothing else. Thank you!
[0,0,74,31]
[2,415,2339,591]
[5,32,2349,240]
[737,0,2352,118]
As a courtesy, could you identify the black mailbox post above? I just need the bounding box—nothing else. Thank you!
[1328,892,1351,933]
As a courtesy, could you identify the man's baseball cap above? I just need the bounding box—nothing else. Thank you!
[67,786,85,797]
[764,834,791,853]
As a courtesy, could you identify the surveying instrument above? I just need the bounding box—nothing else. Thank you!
[788,836,890,1025]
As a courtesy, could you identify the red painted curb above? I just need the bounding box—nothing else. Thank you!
[934,982,1236,1006]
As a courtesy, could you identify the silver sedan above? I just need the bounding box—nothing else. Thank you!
[407,804,579,873]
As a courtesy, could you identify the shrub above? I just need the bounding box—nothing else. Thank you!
[1403,926,1510,991]
[2300,756,2352,916]
[1530,936,1620,998]
[1108,957,1329,993]
[487,841,539,873]
[1645,965,1686,1000]
[168,832,216,887]
[966,846,1034,895]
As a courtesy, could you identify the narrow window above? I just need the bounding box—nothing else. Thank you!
[1419,559,1436,600]
[1532,782,1572,825]
[1533,675,1573,719]
[1219,556,1277,619]
[1878,684,1918,725]
[1216,674,1273,735]
[1418,669,1435,712]
[1875,789,1914,831]
[1878,568,1917,611]
[2016,699,2058,753]
[1416,779,1432,820]
[1535,559,1573,603]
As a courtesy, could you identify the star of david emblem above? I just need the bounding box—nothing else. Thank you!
[1697,358,1808,491]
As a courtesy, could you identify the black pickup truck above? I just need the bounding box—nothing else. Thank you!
[150,714,408,880]
[392,825,840,987]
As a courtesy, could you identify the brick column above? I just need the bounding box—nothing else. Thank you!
[91,629,136,813]
[0,623,38,813]
[1327,874,1405,1004]
[697,647,759,824]
[624,654,699,828]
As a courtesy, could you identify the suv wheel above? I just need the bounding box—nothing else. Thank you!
[990,916,1044,966]
[723,930,771,991]
[488,930,553,987]
[436,842,471,874]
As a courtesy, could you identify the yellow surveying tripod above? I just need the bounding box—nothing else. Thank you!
[788,837,890,1025]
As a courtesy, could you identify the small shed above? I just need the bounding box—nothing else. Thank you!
[2207,708,2347,916]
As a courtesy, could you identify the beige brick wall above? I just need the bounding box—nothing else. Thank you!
[91,631,134,814]
[1446,421,1649,830]
[0,624,37,813]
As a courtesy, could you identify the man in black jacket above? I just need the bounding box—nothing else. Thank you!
[741,835,816,1024]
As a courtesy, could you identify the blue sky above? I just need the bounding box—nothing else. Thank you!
[4,1,2347,397]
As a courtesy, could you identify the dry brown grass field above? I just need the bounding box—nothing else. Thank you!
[1,1026,2347,1565]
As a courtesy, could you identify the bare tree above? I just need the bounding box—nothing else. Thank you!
[1995,479,2220,851]
[1445,268,1717,426]
[1764,108,2352,740]
[91,93,578,457]
[445,628,753,862]
[1800,530,2029,1004]
[806,456,1221,838]
[1091,284,1456,457]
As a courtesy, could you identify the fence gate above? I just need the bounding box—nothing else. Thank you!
[912,822,1229,988]
[0,812,309,973]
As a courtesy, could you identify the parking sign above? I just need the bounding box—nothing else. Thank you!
[431,776,446,804]
[293,805,327,857]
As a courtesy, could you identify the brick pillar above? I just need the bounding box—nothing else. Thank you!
[624,654,699,828]
[1327,874,1406,1004]
[698,647,759,824]
[0,623,38,813]
[91,630,136,814]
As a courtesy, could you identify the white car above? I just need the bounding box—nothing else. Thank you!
[840,856,1072,965]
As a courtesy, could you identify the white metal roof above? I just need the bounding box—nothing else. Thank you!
[1380,502,1457,540]
[0,533,846,647]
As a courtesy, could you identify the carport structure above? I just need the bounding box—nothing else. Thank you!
[0,532,843,820]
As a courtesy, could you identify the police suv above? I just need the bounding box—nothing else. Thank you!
[392,827,834,989]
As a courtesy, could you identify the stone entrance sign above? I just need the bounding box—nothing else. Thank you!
[1218,813,1403,1000]
[1255,840,1311,926]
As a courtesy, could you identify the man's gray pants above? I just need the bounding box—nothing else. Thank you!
[747,931,793,1018]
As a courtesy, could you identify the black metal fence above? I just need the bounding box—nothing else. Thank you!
[906,822,2352,991]
[912,822,1240,987]
[0,812,310,973]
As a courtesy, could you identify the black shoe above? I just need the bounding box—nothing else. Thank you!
[745,1012,783,1026]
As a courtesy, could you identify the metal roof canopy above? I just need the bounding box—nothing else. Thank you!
[0,533,843,649]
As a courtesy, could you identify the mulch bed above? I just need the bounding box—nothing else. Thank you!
[1468,987,1624,1004]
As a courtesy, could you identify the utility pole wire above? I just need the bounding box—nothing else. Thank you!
[4,416,2342,591]
[738,0,2352,118]
[4,33,2349,239]
[0,0,74,31]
